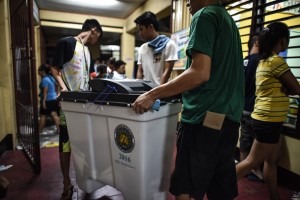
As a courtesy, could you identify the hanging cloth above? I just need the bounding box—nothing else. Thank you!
[148,35,170,54]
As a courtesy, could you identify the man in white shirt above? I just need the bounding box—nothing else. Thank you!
[135,11,178,85]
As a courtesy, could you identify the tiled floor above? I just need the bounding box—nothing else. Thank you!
[0,122,296,200]
[0,146,296,200]
[39,124,59,148]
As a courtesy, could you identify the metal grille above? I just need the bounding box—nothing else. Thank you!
[9,0,41,173]
[225,0,300,137]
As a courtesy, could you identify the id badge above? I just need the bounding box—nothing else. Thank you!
[153,53,162,63]
[203,111,225,130]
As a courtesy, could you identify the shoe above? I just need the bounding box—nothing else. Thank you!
[61,185,74,200]
[247,172,264,183]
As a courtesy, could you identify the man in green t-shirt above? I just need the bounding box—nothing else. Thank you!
[132,0,244,199]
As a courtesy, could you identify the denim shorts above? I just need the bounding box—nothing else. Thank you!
[240,112,255,152]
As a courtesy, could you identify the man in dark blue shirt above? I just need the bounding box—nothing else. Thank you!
[239,33,263,181]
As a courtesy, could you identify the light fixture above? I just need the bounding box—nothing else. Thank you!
[63,0,119,8]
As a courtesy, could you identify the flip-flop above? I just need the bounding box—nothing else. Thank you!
[247,173,264,183]
[61,185,74,200]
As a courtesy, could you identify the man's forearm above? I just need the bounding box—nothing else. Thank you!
[136,64,143,80]
[160,61,175,84]
[160,69,172,85]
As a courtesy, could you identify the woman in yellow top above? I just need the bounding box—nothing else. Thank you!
[236,22,300,200]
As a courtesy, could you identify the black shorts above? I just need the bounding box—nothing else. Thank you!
[169,118,239,200]
[39,100,59,115]
[252,118,282,144]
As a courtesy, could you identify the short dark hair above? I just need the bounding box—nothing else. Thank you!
[82,19,103,38]
[108,57,116,65]
[115,60,126,70]
[248,33,259,51]
[38,64,50,74]
[259,22,289,60]
[134,11,159,31]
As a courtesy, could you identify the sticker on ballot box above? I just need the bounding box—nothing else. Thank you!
[114,124,135,153]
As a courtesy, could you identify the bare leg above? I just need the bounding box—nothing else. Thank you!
[50,111,60,133]
[60,152,71,188]
[60,152,73,199]
[236,140,277,180]
[39,114,46,134]
[240,150,264,180]
[251,167,264,180]
[264,161,279,200]
[264,138,281,200]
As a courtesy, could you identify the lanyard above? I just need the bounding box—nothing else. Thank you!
[78,37,89,76]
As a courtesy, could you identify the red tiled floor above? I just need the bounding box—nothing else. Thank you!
[0,147,294,200]
[236,176,293,200]
[0,147,73,200]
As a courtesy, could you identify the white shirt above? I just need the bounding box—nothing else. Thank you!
[112,71,126,80]
[137,40,178,85]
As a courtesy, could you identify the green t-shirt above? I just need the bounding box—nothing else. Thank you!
[181,5,244,124]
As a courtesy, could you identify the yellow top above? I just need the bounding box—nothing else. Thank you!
[251,54,290,122]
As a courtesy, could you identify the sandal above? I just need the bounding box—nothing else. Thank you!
[61,185,74,200]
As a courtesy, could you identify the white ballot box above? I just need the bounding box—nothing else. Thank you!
[59,79,181,200]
